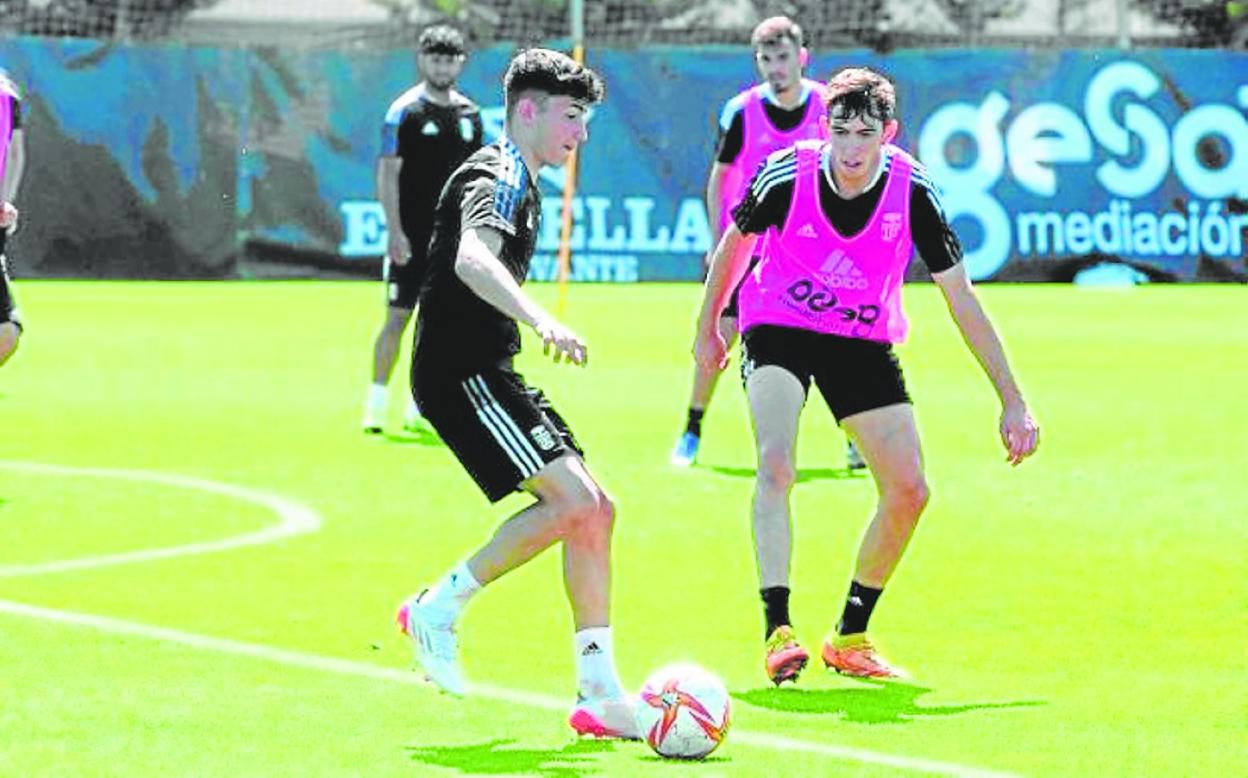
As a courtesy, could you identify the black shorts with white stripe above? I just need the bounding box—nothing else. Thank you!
[414,364,584,502]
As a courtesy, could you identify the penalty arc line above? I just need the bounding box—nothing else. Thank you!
[0,460,322,577]
[0,461,1014,776]
[0,599,1018,778]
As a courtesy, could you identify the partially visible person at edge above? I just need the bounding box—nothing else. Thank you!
[0,69,26,368]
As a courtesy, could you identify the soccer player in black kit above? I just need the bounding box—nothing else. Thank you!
[393,49,640,740]
[362,25,483,433]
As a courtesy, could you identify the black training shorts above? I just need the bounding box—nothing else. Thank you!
[740,324,910,422]
[0,252,20,332]
[384,227,434,310]
[414,364,584,502]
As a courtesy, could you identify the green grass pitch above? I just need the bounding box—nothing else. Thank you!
[0,280,1244,776]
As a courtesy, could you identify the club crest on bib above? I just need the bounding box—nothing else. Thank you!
[882,213,903,242]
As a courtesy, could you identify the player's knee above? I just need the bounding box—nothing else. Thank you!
[756,447,797,492]
[885,476,930,519]
[0,323,18,366]
[568,488,614,538]
[550,482,612,536]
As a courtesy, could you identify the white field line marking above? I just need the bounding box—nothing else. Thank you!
[0,599,1018,778]
[0,460,322,576]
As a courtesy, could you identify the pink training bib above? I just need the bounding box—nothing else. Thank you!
[738,140,916,343]
[717,80,827,235]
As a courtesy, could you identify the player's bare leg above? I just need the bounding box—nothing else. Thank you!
[746,365,810,683]
[671,315,739,466]
[822,403,927,678]
[363,306,413,432]
[0,321,18,367]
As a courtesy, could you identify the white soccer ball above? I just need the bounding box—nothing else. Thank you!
[635,662,731,759]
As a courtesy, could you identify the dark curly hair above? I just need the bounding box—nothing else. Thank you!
[418,25,467,57]
[503,48,605,113]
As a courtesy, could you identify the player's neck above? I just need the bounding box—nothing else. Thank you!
[502,130,543,182]
[421,82,454,106]
[768,82,804,110]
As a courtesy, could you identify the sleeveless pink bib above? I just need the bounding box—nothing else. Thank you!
[718,80,827,235]
[738,141,916,343]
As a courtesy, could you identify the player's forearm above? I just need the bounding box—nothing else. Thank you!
[374,158,403,236]
[947,292,1025,408]
[454,231,547,329]
[696,228,750,331]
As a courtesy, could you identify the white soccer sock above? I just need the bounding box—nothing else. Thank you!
[575,626,624,700]
[422,562,481,625]
[367,382,388,410]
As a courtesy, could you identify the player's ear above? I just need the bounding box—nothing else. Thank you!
[516,96,537,123]
[798,47,810,68]
[882,119,899,144]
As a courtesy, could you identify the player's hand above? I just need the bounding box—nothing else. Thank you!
[387,231,411,266]
[693,328,728,371]
[0,201,18,233]
[533,317,588,366]
[1000,402,1039,466]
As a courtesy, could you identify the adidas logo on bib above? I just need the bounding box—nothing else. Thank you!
[820,251,869,290]
[422,121,439,136]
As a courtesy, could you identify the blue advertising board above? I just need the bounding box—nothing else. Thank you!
[1,37,1244,281]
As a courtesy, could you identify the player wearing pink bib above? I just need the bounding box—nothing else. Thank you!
[694,66,1040,684]
[0,68,25,369]
[671,17,865,471]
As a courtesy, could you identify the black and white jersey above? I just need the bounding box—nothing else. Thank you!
[732,144,962,275]
[414,138,543,376]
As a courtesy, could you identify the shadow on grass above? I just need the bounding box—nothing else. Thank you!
[405,738,616,776]
[734,679,1046,725]
[709,465,867,483]
[381,428,443,447]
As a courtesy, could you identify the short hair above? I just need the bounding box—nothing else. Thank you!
[503,48,605,112]
[751,16,804,50]
[418,25,467,57]
[825,66,897,123]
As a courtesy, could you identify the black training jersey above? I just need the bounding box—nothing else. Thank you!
[732,145,962,275]
[715,84,820,165]
[381,85,484,239]
[414,138,542,376]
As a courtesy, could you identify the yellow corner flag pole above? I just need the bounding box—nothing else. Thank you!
[554,41,584,318]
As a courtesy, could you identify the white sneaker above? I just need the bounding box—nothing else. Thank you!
[402,402,426,433]
[362,400,385,434]
[569,694,641,739]
[396,592,466,696]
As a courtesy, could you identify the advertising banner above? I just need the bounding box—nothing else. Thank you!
[2,38,1244,281]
